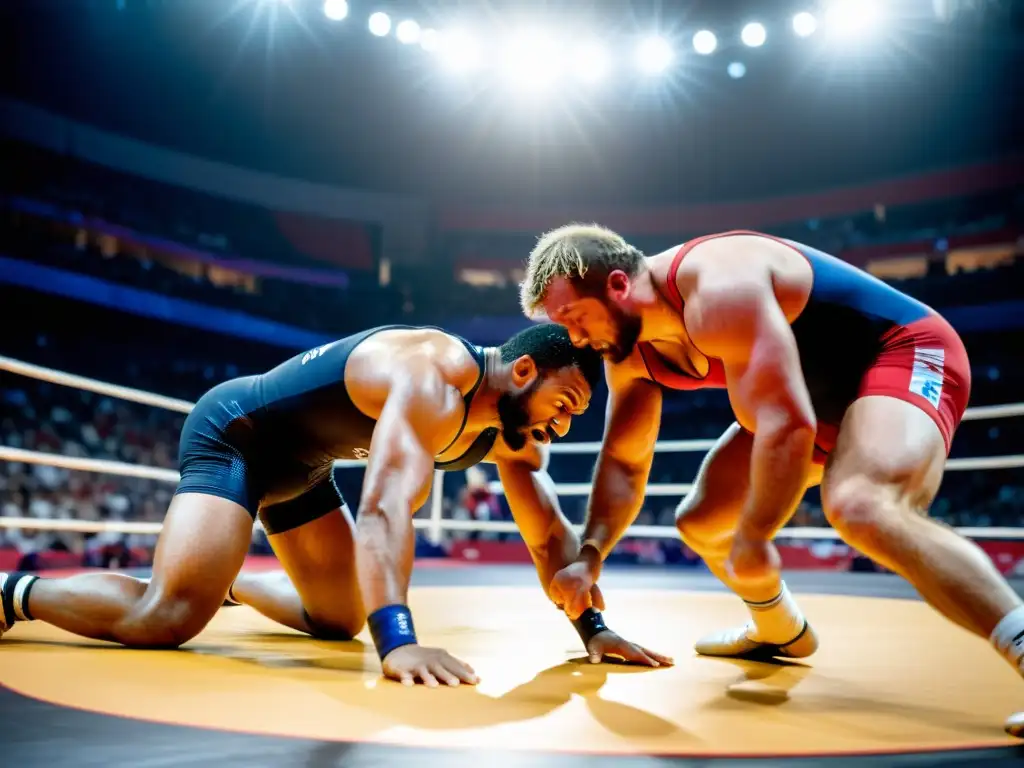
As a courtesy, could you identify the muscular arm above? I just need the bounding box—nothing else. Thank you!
[578,362,663,570]
[686,279,816,539]
[355,364,462,616]
[492,440,674,667]
[493,444,579,600]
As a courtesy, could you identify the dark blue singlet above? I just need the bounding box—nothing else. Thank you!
[174,325,499,532]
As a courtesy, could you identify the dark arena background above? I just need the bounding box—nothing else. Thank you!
[2,0,1024,765]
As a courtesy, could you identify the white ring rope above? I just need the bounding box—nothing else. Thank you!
[0,355,195,414]
[1,513,1023,541]
[0,446,182,483]
[1,354,1023,541]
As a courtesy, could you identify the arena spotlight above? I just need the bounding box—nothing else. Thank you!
[322,0,348,21]
[792,11,817,37]
[368,11,391,37]
[396,19,421,45]
[825,0,881,36]
[692,30,717,55]
[503,32,562,92]
[571,41,609,83]
[636,36,673,75]
[420,28,440,53]
[727,61,746,79]
[438,28,481,73]
[741,22,767,47]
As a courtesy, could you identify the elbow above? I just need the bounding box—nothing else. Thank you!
[783,408,816,436]
[354,505,390,547]
[760,405,816,448]
[355,493,408,541]
[600,449,650,479]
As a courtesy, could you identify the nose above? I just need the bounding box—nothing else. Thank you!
[550,415,572,438]
[568,330,588,348]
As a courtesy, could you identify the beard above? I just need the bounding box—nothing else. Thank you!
[497,382,553,452]
[605,302,643,364]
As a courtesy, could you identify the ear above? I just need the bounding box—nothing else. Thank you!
[511,355,539,389]
[606,269,631,300]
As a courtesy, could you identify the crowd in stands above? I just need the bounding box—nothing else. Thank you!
[4,194,1023,335]
[3,139,1023,341]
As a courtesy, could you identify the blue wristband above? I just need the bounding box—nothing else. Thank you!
[367,604,418,660]
[571,607,608,645]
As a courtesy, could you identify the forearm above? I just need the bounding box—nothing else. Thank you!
[354,499,420,662]
[580,452,652,562]
[355,454,428,661]
[524,475,613,644]
[739,420,816,538]
[354,505,416,614]
[521,470,580,592]
[499,462,581,596]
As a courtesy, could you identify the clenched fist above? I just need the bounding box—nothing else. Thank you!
[550,561,604,620]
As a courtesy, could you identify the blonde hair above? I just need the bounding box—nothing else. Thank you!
[519,223,643,316]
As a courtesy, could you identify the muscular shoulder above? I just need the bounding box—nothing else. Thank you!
[345,329,479,428]
[675,232,812,322]
[350,327,482,396]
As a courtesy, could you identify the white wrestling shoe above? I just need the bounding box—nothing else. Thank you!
[695,619,819,660]
[1007,711,1024,738]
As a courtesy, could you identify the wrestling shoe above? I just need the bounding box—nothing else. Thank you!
[0,572,40,638]
[221,580,242,608]
[1007,711,1024,738]
[697,582,818,660]
[695,619,819,660]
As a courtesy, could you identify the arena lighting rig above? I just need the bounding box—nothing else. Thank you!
[230,0,897,89]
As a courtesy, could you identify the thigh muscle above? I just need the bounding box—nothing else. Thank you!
[146,492,254,625]
[823,395,948,511]
[266,504,364,628]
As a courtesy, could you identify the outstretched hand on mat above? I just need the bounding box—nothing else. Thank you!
[586,630,675,667]
[382,644,480,688]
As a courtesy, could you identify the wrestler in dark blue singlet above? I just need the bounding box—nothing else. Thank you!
[175,325,497,533]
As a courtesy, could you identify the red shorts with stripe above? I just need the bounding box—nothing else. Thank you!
[812,313,971,461]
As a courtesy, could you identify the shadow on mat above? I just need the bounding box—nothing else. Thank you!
[216,640,689,739]
[192,637,694,741]
[0,633,374,673]
[189,633,374,673]
[701,656,1001,739]
[332,658,695,742]
[711,656,813,706]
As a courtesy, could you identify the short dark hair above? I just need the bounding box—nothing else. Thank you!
[499,323,603,390]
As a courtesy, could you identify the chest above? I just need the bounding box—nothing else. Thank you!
[636,341,728,391]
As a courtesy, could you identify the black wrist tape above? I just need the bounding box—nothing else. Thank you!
[571,607,608,645]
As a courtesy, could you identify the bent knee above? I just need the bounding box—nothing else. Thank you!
[675,496,733,551]
[822,476,904,547]
[116,593,217,648]
[304,609,365,640]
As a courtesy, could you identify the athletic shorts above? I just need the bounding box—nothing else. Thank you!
[812,313,971,461]
[173,378,345,535]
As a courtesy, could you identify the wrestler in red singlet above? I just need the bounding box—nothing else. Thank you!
[520,224,1023,736]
